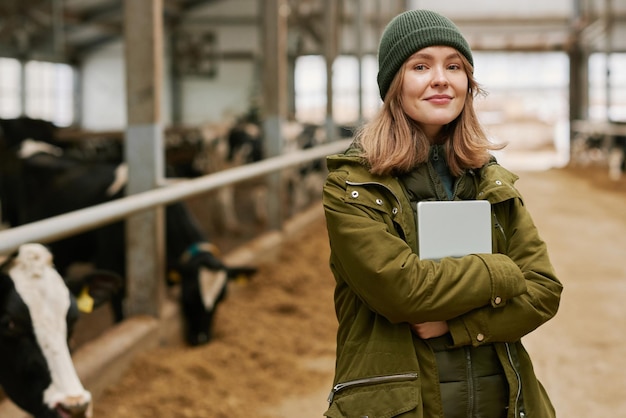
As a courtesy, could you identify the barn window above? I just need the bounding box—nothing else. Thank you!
[0,58,74,127]
[0,58,21,118]
[295,54,380,125]
[589,52,626,122]
[25,60,75,127]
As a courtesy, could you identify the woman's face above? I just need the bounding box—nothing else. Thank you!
[399,46,468,141]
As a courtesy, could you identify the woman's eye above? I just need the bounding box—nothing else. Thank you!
[447,64,461,70]
[414,64,426,71]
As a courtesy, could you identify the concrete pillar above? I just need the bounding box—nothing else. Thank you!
[123,0,166,318]
[569,0,589,141]
[324,0,339,141]
[261,0,288,230]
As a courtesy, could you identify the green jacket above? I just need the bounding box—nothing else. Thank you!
[322,149,562,418]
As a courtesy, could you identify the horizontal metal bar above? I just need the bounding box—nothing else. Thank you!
[571,120,626,136]
[0,139,351,255]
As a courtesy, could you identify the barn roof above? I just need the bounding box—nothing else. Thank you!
[1,0,625,65]
[0,0,221,63]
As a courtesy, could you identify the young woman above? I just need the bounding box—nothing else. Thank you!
[322,9,562,418]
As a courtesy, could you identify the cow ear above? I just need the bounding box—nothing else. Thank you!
[72,271,123,312]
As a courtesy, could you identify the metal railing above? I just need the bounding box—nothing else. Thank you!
[0,139,351,255]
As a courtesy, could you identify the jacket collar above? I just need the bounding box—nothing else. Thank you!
[326,150,522,205]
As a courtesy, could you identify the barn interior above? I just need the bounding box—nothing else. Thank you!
[0,1,624,142]
[0,0,624,238]
[0,0,625,178]
[1,0,625,416]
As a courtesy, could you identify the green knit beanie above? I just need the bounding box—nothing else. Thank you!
[377,9,473,100]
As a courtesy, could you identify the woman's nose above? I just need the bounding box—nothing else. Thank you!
[431,68,449,87]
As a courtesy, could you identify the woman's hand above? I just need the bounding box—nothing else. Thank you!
[410,321,449,339]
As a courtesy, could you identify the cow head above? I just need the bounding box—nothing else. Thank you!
[226,121,263,165]
[0,243,120,418]
[0,117,59,151]
[173,243,257,346]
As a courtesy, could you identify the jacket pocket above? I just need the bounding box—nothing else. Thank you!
[324,377,420,418]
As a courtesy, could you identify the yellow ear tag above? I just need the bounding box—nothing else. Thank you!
[76,286,95,313]
[235,273,249,285]
[168,270,182,284]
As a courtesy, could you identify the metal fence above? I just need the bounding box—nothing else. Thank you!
[0,139,351,255]
[0,138,352,417]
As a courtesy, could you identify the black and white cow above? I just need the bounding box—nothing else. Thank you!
[570,120,626,181]
[0,243,120,418]
[202,117,336,231]
[0,117,256,346]
[191,115,268,234]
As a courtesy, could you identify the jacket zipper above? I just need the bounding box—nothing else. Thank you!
[428,146,463,201]
[505,343,523,418]
[465,347,475,417]
[426,149,448,201]
[345,180,403,214]
[327,372,418,404]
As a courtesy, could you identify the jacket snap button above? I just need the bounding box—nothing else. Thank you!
[376,199,383,205]
[392,207,398,215]
[476,333,485,342]
[495,180,502,185]
[351,191,359,198]
[494,296,502,305]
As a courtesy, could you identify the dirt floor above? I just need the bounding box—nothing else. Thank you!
[92,205,338,418]
[91,164,626,418]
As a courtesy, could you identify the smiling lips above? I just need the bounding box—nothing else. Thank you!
[425,94,453,105]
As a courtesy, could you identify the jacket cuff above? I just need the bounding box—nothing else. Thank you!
[474,253,527,307]
[448,316,492,347]
[447,317,472,347]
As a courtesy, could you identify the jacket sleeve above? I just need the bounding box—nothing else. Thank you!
[447,197,563,346]
[323,168,528,325]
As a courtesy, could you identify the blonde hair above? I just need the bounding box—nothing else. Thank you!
[355,55,503,177]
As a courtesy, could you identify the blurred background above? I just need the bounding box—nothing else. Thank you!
[1,1,626,417]
[0,0,624,171]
